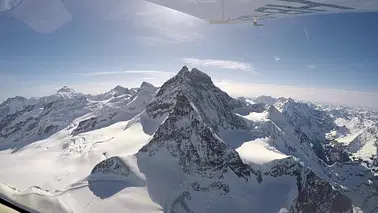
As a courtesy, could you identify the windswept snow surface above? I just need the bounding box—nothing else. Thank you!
[236,138,288,165]
[0,120,150,191]
[0,114,158,212]
[238,111,269,122]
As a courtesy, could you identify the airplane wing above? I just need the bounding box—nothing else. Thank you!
[2,0,378,33]
[144,0,378,23]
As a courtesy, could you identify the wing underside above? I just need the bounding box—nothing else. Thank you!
[144,0,378,23]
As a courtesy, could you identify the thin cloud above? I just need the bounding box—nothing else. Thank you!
[182,58,258,73]
[274,56,281,62]
[76,70,175,76]
[303,28,309,40]
[307,64,316,69]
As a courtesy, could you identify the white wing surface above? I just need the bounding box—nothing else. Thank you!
[144,0,378,23]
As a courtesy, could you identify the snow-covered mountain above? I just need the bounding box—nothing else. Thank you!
[86,85,132,101]
[249,95,378,212]
[0,67,377,213]
[73,82,158,135]
[276,98,337,164]
[0,96,37,121]
[255,95,277,105]
[0,84,156,150]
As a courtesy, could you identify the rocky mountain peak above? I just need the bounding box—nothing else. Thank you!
[57,86,75,93]
[111,85,129,94]
[146,67,246,131]
[177,65,189,75]
[177,67,212,85]
[255,95,277,105]
[286,97,295,103]
[171,66,213,88]
[0,96,32,121]
[1,96,27,105]
[140,81,155,90]
[0,96,28,110]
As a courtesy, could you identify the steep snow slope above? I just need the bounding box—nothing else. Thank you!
[247,98,378,212]
[88,85,131,101]
[264,106,326,171]
[72,82,157,135]
[0,156,161,213]
[347,124,378,162]
[275,98,337,163]
[334,113,378,166]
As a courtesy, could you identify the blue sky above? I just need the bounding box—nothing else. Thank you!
[0,0,378,108]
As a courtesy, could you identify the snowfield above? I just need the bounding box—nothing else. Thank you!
[238,111,269,122]
[0,119,150,192]
[236,137,288,165]
[0,84,160,212]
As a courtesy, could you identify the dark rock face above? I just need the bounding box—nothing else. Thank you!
[140,91,260,180]
[264,158,353,213]
[323,142,351,164]
[72,117,99,135]
[91,157,130,176]
[137,87,263,213]
[190,181,230,194]
[146,66,247,132]
[291,172,352,213]
[0,105,36,138]
[170,191,194,213]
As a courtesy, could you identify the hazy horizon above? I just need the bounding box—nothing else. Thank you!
[1,0,377,108]
[1,67,377,109]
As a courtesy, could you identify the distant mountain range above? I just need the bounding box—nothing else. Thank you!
[0,66,377,213]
